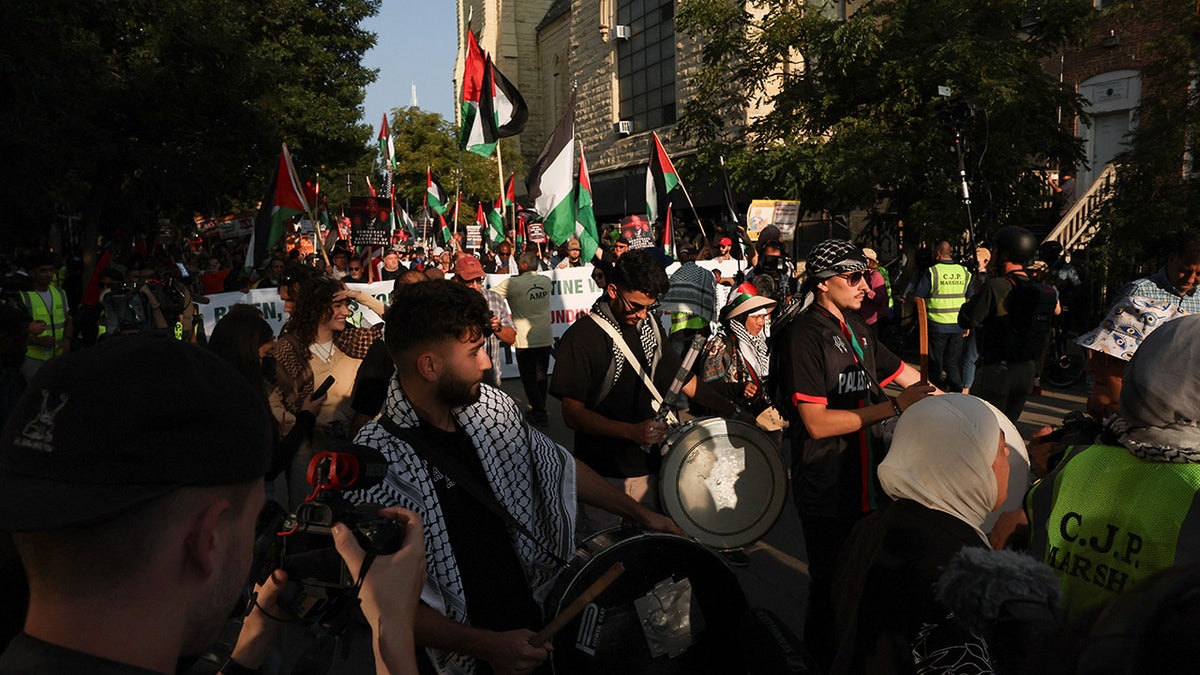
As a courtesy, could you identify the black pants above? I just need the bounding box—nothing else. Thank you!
[928,329,965,392]
[516,346,552,415]
[797,512,863,671]
[972,359,1036,423]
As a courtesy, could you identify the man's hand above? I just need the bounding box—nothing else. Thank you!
[1028,425,1061,478]
[639,509,684,537]
[332,508,426,675]
[228,569,289,669]
[628,419,667,445]
[743,382,758,400]
[896,382,936,412]
[490,315,503,334]
[481,629,551,675]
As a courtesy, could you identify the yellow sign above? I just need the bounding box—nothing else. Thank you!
[746,200,800,241]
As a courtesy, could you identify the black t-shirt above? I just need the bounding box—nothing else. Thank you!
[549,314,682,477]
[0,634,162,675]
[351,339,395,418]
[780,307,903,518]
[411,421,542,646]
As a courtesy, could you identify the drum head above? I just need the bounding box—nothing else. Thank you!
[547,528,749,674]
[659,417,786,550]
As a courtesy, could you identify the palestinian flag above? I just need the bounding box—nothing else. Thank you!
[377,113,395,170]
[426,168,449,215]
[646,131,681,226]
[575,145,601,263]
[438,212,452,246]
[487,193,506,245]
[662,204,676,259]
[397,206,416,240]
[527,91,575,246]
[459,30,497,158]
[503,173,516,207]
[246,143,309,268]
[492,59,528,137]
[475,202,489,248]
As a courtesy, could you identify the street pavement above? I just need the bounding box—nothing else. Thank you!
[499,364,1088,652]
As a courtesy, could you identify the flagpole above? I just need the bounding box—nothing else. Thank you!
[678,180,710,245]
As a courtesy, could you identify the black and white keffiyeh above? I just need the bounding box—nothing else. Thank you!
[590,296,662,388]
[729,317,770,379]
[796,238,870,312]
[349,377,577,675]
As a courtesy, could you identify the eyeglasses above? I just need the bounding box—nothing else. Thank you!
[616,288,657,314]
[463,277,484,286]
[837,271,866,285]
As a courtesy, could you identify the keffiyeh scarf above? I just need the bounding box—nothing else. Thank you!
[590,297,662,389]
[349,377,577,675]
[729,318,770,379]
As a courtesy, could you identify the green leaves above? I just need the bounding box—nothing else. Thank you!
[677,0,1091,243]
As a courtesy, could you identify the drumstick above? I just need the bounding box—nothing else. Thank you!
[530,562,625,648]
[915,296,929,384]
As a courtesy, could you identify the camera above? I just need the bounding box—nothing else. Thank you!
[251,447,401,635]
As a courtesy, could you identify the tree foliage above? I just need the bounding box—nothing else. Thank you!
[1090,0,1200,284]
[676,0,1094,244]
[0,0,380,241]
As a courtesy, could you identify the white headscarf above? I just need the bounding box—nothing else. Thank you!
[878,394,1003,544]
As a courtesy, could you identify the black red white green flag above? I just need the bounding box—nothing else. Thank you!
[575,146,601,263]
[646,131,681,226]
[426,168,449,215]
[661,204,676,259]
[491,59,528,138]
[246,143,308,268]
[527,91,575,246]
[459,30,498,158]
[377,113,395,170]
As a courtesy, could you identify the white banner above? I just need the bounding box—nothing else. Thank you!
[199,272,608,380]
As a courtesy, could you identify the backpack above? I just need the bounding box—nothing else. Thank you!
[1002,274,1057,361]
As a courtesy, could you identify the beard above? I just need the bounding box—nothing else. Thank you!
[438,369,482,408]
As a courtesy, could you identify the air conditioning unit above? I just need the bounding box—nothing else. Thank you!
[614,24,632,40]
[615,120,633,136]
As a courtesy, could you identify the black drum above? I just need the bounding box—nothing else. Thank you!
[544,527,749,674]
[659,417,787,550]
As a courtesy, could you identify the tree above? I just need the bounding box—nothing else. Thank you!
[675,0,1094,245]
[1091,0,1200,285]
[383,107,524,230]
[0,0,379,244]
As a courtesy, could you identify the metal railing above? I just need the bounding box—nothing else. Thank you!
[1042,163,1117,250]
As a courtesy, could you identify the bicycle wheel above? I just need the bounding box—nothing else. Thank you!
[1043,337,1086,388]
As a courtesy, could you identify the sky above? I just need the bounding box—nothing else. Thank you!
[359,2,458,128]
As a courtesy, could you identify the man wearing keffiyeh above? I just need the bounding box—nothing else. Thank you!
[551,250,750,538]
[775,238,935,668]
[349,280,680,675]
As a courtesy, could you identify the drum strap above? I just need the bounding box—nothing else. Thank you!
[377,415,573,570]
[588,314,679,426]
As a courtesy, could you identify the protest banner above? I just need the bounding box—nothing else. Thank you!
[348,196,392,247]
[746,200,800,241]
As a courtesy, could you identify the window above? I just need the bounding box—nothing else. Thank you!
[617,0,676,133]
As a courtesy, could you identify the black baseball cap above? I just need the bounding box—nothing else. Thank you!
[0,335,273,531]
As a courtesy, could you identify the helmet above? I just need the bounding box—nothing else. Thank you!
[992,226,1038,265]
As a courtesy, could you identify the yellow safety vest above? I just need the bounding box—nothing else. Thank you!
[926,262,970,325]
[20,286,69,360]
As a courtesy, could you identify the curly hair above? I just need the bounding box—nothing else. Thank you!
[280,275,344,347]
[386,279,490,362]
[612,249,669,298]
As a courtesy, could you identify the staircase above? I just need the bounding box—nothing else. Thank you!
[1042,163,1117,250]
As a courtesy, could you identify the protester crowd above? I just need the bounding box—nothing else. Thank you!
[0,222,1198,675]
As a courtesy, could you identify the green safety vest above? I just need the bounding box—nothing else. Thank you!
[878,266,893,305]
[1026,443,1200,617]
[20,286,68,361]
[926,262,970,325]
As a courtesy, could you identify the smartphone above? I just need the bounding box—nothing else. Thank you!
[310,376,335,401]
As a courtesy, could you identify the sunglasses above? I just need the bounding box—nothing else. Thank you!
[463,277,484,286]
[616,288,657,314]
[837,271,866,285]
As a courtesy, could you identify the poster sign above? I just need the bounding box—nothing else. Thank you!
[527,222,548,244]
[746,200,800,241]
[466,225,483,249]
[620,214,655,250]
[348,196,392,247]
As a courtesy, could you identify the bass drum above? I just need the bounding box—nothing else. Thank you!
[545,527,749,674]
[659,417,787,550]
